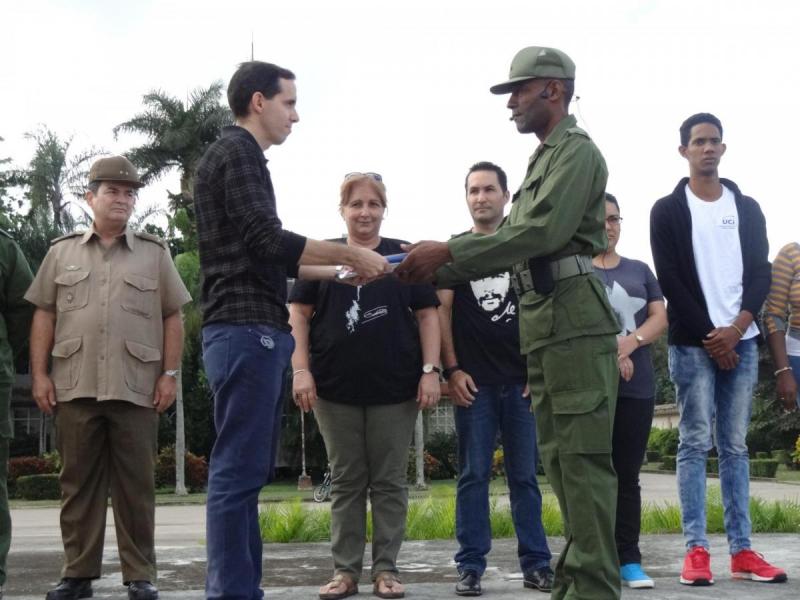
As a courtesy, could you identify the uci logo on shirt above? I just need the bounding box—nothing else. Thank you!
[720,215,737,229]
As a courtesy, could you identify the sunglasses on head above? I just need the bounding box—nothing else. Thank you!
[344,171,383,182]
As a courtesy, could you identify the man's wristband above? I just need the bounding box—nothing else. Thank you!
[293,368,309,376]
[443,365,461,380]
[774,366,793,377]
[730,323,745,338]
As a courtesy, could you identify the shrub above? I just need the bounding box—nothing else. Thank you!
[154,444,209,492]
[406,448,443,483]
[656,428,680,457]
[750,459,779,479]
[8,456,53,480]
[425,431,458,478]
[645,450,660,463]
[16,474,61,500]
[755,451,771,460]
[660,455,676,471]
[706,457,719,474]
[793,434,800,466]
[771,449,792,466]
[492,448,504,479]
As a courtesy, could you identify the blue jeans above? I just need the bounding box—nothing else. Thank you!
[787,354,800,408]
[669,339,757,555]
[454,383,551,575]
[202,323,295,600]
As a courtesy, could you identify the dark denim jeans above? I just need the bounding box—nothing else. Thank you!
[454,383,551,575]
[202,323,295,600]
[669,339,758,554]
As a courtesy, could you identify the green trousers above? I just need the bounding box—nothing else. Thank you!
[55,398,158,583]
[527,334,620,600]
[0,436,9,587]
[314,397,418,583]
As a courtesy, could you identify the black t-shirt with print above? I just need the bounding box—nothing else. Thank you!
[289,237,439,405]
[446,270,527,387]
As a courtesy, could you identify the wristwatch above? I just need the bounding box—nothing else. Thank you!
[163,369,180,378]
[422,363,441,375]
[634,333,645,346]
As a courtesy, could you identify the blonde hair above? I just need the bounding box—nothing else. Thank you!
[339,175,387,213]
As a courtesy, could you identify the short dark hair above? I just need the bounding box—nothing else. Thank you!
[605,192,619,210]
[87,181,101,194]
[680,113,723,146]
[465,161,508,193]
[227,61,296,118]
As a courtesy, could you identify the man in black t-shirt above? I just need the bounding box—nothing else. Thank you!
[438,162,552,596]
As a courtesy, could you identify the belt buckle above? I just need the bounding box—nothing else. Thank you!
[519,269,535,294]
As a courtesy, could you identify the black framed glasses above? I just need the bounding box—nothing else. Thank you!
[344,171,383,182]
[606,215,623,225]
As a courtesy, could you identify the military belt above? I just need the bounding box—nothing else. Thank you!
[510,254,594,296]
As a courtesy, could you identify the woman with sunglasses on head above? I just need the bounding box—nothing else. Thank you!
[592,193,667,589]
[288,172,441,600]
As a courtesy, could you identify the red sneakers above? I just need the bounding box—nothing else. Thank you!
[731,549,788,583]
[680,546,714,586]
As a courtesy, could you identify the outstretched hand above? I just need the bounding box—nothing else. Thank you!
[395,241,452,284]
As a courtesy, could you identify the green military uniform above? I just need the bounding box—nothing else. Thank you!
[0,229,34,589]
[437,113,621,599]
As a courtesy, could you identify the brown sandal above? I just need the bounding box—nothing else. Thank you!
[373,572,405,599]
[319,573,358,600]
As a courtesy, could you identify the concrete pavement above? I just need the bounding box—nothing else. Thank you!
[6,473,800,599]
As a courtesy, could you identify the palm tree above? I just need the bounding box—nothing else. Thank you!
[23,126,99,231]
[114,82,232,213]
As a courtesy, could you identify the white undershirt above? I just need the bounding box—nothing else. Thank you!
[686,184,758,339]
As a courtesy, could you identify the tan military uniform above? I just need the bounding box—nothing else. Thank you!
[24,226,190,584]
[25,227,190,406]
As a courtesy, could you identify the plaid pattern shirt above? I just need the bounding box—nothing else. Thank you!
[194,126,307,329]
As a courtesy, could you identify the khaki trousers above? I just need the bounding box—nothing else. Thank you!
[314,397,418,583]
[55,398,158,583]
[527,334,621,600]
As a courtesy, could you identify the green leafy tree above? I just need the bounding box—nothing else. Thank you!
[22,126,99,231]
[114,82,232,214]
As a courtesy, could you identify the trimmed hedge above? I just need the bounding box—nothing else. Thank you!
[154,444,209,492]
[16,474,61,500]
[750,459,779,478]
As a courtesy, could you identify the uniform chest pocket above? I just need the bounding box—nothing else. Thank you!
[54,271,90,312]
[511,173,542,208]
[122,273,158,318]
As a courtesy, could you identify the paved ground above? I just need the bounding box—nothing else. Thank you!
[7,473,800,599]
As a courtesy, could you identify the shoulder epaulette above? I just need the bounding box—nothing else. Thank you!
[50,231,84,245]
[134,230,168,248]
[566,126,590,139]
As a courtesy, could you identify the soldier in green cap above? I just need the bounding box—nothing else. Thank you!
[396,46,621,599]
[0,229,34,599]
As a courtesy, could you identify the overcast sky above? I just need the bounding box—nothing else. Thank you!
[2,0,798,265]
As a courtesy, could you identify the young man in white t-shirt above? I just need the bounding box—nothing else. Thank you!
[650,113,786,587]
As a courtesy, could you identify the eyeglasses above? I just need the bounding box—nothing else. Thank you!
[606,215,623,225]
[344,171,383,182]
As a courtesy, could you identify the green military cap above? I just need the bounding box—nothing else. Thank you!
[490,46,576,95]
[88,155,144,189]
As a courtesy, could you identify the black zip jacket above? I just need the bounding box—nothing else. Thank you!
[650,177,770,346]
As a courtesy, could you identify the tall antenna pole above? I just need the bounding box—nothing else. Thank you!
[251,32,254,60]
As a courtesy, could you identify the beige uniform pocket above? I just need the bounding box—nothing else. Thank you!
[122,273,158,318]
[51,336,83,389]
[124,340,162,396]
[54,271,90,312]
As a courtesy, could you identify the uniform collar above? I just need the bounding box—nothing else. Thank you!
[81,224,135,250]
[541,114,577,148]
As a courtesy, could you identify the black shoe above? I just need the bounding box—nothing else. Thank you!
[455,570,482,596]
[45,578,93,600]
[127,581,159,600]
[523,566,554,592]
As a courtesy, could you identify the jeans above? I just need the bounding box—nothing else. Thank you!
[611,396,654,565]
[203,323,295,600]
[454,383,551,575]
[787,354,800,408]
[669,339,758,554]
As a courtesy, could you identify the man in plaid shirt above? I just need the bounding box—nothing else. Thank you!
[194,61,388,600]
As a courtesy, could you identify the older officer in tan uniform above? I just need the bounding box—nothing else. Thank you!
[25,156,191,600]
